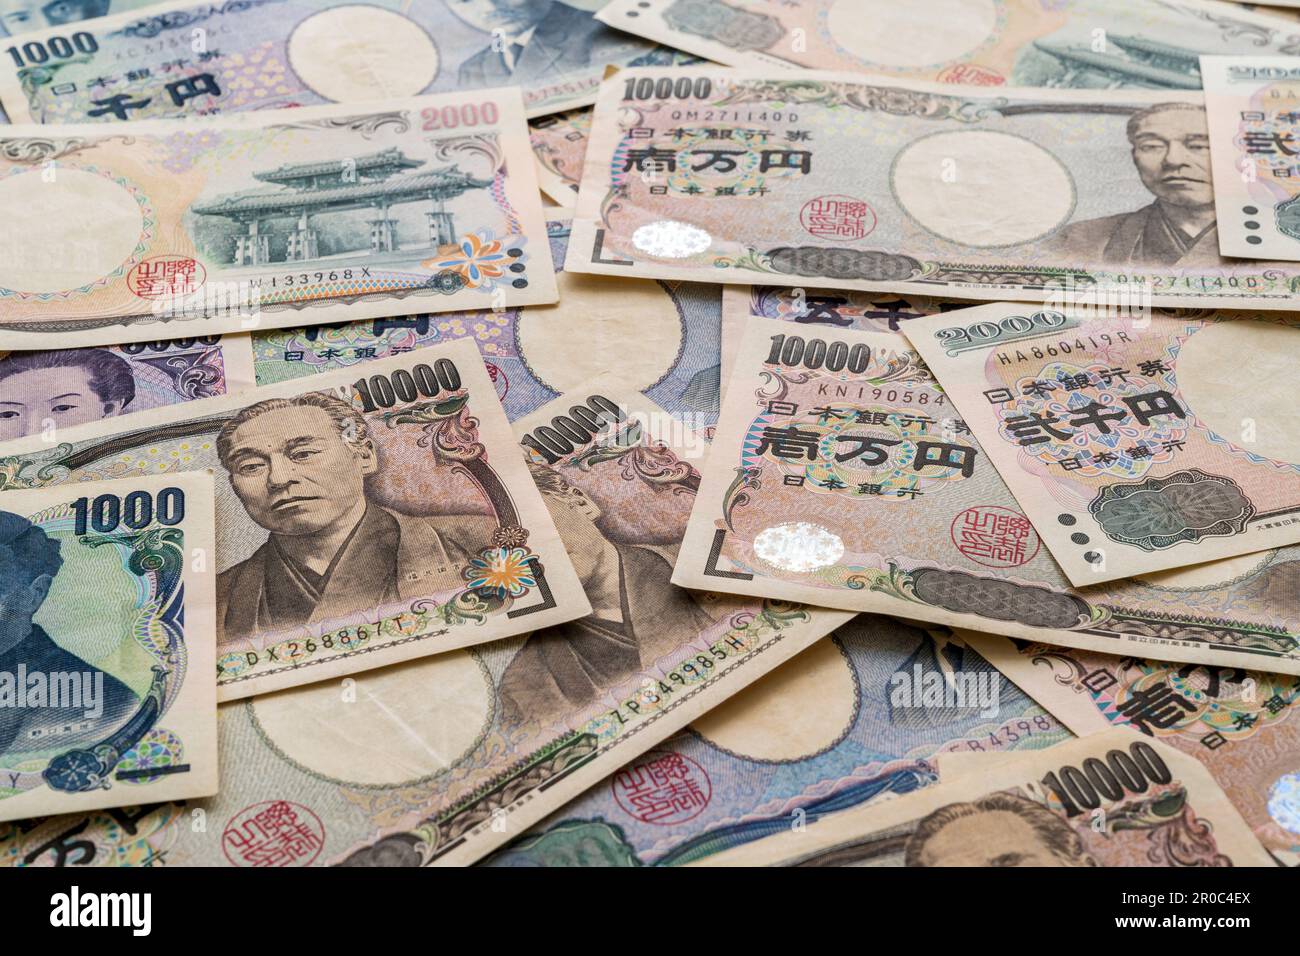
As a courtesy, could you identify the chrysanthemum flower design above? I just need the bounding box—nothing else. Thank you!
[468,547,536,599]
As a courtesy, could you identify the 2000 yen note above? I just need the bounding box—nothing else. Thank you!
[0,89,555,348]
[674,317,1300,675]
[568,68,1300,309]
[1202,54,1300,260]
[905,304,1300,584]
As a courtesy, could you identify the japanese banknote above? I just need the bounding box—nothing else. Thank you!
[0,0,674,122]
[0,471,217,823]
[486,616,1069,866]
[1202,54,1300,259]
[674,317,1300,675]
[0,0,157,37]
[964,630,1300,866]
[0,339,591,699]
[905,304,1300,584]
[0,336,254,441]
[568,67,1300,309]
[530,109,592,206]
[0,380,849,867]
[696,729,1276,866]
[0,89,554,348]
[245,220,724,434]
[595,0,1300,85]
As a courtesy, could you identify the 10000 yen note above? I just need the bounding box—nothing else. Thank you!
[718,285,953,389]
[568,68,1300,309]
[0,89,555,348]
[0,335,254,441]
[674,317,1300,675]
[0,339,590,699]
[1202,54,1300,260]
[530,109,593,206]
[0,380,849,868]
[0,471,217,823]
[0,0,674,122]
[595,0,1300,87]
[697,729,1276,866]
[963,630,1300,866]
[905,304,1300,584]
[487,617,1069,867]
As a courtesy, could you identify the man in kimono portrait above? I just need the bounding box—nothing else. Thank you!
[1045,102,1218,268]
[496,465,717,723]
[214,392,494,640]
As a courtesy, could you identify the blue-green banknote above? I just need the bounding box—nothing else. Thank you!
[0,0,686,121]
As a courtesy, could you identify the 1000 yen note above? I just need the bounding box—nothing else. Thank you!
[0,89,555,348]
[0,471,217,823]
[595,0,1300,87]
[0,378,849,868]
[0,338,590,699]
[963,629,1300,866]
[0,335,255,441]
[0,0,669,122]
[568,68,1300,308]
[697,729,1276,866]
[1203,55,1300,260]
[674,317,1300,675]
[486,616,1069,867]
[905,304,1300,584]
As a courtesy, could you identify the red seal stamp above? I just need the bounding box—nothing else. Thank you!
[127,255,206,299]
[800,195,875,241]
[937,64,1005,86]
[950,505,1040,569]
[222,800,325,867]
[611,750,711,826]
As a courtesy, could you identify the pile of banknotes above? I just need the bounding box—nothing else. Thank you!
[0,0,1296,869]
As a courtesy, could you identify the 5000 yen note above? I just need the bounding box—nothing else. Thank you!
[0,89,555,348]
[964,629,1300,866]
[697,729,1276,866]
[595,0,1300,87]
[1203,54,1300,260]
[0,0,675,122]
[0,339,590,700]
[0,471,217,823]
[0,379,847,868]
[0,335,254,442]
[568,68,1300,309]
[674,317,1300,675]
[905,304,1300,584]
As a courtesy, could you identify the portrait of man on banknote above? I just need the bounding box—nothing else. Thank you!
[214,392,496,639]
[447,0,611,85]
[496,465,715,722]
[901,793,1098,867]
[1045,102,1218,268]
[0,348,135,441]
[0,511,138,757]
